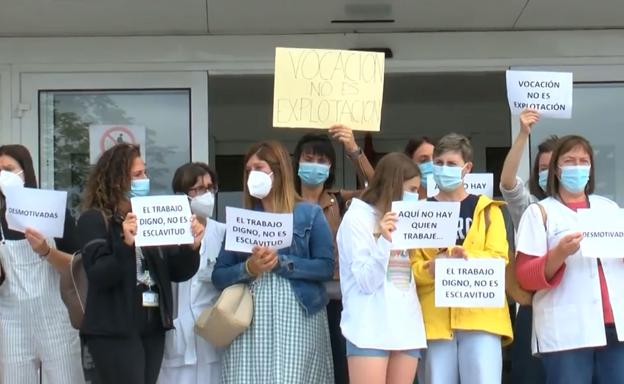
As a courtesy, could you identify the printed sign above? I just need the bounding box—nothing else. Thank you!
[435,258,506,308]
[427,173,493,198]
[506,70,573,119]
[391,201,460,250]
[225,207,293,253]
[4,187,67,238]
[131,195,194,247]
[273,47,385,131]
[89,125,146,164]
[578,208,624,258]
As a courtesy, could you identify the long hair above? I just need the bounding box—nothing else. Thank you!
[243,141,299,213]
[293,134,336,193]
[529,135,559,199]
[546,135,595,197]
[0,145,37,188]
[82,143,141,217]
[360,152,420,215]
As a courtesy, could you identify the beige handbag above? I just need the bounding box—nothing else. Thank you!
[194,283,253,347]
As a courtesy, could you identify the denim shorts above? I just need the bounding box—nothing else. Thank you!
[346,339,422,359]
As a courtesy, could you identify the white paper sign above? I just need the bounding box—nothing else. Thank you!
[89,124,147,164]
[435,258,506,308]
[578,208,624,258]
[4,187,67,238]
[131,195,194,247]
[225,207,293,253]
[391,201,460,250]
[427,173,494,198]
[506,70,573,119]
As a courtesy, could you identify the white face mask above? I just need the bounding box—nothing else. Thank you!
[190,191,215,218]
[247,170,273,199]
[0,170,24,193]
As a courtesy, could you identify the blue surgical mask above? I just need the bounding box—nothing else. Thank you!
[298,162,330,186]
[418,161,433,188]
[433,165,464,192]
[559,165,590,193]
[402,191,420,202]
[538,169,548,191]
[128,178,150,198]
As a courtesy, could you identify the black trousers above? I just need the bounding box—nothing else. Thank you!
[84,287,166,384]
[328,299,349,384]
[85,332,165,384]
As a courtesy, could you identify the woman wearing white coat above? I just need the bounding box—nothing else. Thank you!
[158,163,225,384]
[338,152,427,384]
[516,135,624,384]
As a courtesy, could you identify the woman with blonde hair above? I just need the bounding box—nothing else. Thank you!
[338,152,427,384]
[212,140,335,383]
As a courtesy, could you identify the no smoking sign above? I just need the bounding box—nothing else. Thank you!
[89,124,146,164]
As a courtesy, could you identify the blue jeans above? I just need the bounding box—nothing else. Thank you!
[541,326,624,384]
[423,330,502,384]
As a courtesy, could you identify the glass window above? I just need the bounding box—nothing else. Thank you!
[39,89,191,215]
[529,83,622,204]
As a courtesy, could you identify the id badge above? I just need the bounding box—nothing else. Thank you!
[142,290,159,307]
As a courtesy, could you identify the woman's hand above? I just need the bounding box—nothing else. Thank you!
[246,246,279,276]
[329,124,359,154]
[190,214,205,250]
[122,212,137,247]
[519,108,540,135]
[379,212,398,242]
[553,232,583,259]
[24,227,50,256]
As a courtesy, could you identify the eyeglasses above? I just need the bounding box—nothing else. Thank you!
[187,185,216,197]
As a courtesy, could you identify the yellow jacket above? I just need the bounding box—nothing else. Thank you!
[411,195,513,345]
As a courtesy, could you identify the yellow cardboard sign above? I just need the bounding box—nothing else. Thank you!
[273,47,385,132]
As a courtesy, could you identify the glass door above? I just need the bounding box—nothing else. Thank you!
[19,71,208,215]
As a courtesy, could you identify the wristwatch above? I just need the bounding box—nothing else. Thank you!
[347,147,363,160]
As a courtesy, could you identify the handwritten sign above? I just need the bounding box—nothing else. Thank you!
[391,201,460,250]
[273,47,385,131]
[506,70,573,119]
[427,173,494,198]
[4,187,67,238]
[435,258,506,308]
[225,207,293,253]
[131,195,194,247]
[578,208,624,258]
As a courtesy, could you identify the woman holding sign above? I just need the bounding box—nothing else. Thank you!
[159,162,225,384]
[412,133,512,384]
[515,135,624,384]
[500,108,558,384]
[337,152,427,384]
[293,124,374,383]
[78,143,204,384]
[0,144,85,384]
[212,140,335,384]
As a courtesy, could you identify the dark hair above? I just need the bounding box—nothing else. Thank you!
[529,135,559,199]
[82,143,141,217]
[546,135,595,197]
[361,152,421,215]
[0,145,37,188]
[171,163,207,194]
[293,134,336,192]
[194,162,219,192]
[404,137,435,158]
[434,133,473,163]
